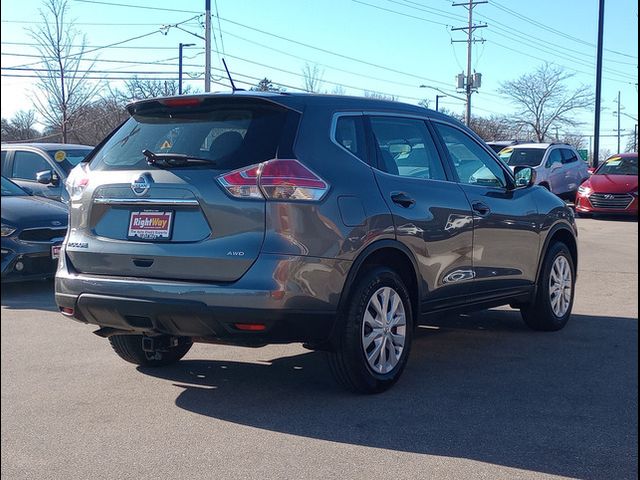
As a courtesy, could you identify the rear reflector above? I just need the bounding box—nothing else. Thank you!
[234,323,267,331]
[217,159,328,201]
[60,307,74,316]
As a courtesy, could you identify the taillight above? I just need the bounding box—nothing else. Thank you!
[217,159,329,201]
[217,165,262,199]
[66,163,90,201]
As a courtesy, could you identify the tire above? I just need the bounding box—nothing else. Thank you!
[521,242,575,331]
[108,334,193,367]
[327,267,413,394]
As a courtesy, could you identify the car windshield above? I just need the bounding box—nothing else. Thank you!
[45,148,94,173]
[595,156,638,176]
[1,176,28,196]
[499,148,545,167]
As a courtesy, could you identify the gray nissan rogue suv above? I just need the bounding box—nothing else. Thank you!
[55,92,578,393]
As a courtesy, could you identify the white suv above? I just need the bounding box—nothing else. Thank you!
[498,143,590,199]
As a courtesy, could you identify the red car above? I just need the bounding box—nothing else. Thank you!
[575,153,638,216]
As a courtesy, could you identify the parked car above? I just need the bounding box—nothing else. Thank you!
[1,176,68,282]
[486,140,521,154]
[575,153,638,217]
[1,143,94,202]
[497,143,590,199]
[55,93,578,393]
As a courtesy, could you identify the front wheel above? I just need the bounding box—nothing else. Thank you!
[521,242,575,331]
[109,334,193,367]
[327,267,413,393]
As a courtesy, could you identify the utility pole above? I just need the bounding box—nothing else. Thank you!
[593,0,605,168]
[452,0,486,126]
[178,43,195,95]
[204,0,211,92]
[616,91,621,152]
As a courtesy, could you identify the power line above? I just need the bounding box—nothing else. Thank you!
[214,15,456,90]
[489,0,638,60]
[8,15,202,70]
[1,41,199,51]
[72,0,200,14]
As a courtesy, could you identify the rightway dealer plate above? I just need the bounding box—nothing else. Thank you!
[127,211,174,241]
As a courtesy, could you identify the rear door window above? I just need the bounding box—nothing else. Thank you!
[561,148,578,164]
[369,116,447,181]
[91,102,296,172]
[12,151,51,181]
[333,115,368,163]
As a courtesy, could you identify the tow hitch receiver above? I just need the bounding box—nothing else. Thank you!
[142,335,180,352]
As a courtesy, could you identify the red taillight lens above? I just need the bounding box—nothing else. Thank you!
[260,159,328,200]
[217,165,262,199]
[233,323,267,331]
[217,159,329,201]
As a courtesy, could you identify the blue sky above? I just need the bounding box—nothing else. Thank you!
[1,0,638,152]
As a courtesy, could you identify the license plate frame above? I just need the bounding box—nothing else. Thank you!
[127,210,174,242]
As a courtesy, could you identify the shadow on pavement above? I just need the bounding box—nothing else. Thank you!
[139,310,638,480]
[0,279,58,312]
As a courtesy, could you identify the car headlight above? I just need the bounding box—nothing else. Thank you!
[1,223,16,237]
[577,185,592,196]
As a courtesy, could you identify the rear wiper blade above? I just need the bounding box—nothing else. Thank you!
[142,149,216,168]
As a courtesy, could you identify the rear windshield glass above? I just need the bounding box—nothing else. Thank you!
[499,148,545,167]
[45,149,93,173]
[90,103,293,171]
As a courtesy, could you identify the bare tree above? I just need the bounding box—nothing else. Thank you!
[499,63,594,142]
[329,85,346,95]
[560,132,587,150]
[250,78,282,92]
[364,90,397,101]
[68,90,129,145]
[626,129,638,153]
[418,98,431,109]
[302,63,324,93]
[29,0,99,143]
[120,77,193,102]
[1,110,41,141]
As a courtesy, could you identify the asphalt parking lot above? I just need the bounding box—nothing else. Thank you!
[1,217,637,480]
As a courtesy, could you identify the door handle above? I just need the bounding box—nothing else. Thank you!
[472,201,491,217]
[390,192,415,208]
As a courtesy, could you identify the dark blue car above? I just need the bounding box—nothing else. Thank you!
[1,176,68,282]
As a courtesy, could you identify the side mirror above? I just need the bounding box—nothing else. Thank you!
[36,170,59,185]
[513,166,537,188]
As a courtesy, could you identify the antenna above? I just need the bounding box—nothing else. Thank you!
[222,58,239,92]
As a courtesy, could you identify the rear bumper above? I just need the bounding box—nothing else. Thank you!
[55,252,350,345]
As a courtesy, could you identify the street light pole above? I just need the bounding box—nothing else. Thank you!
[178,43,195,95]
[435,95,446,112]
[205,0,211,92]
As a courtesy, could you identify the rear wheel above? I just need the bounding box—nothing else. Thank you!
[521,242,575,331]
[327,267,413,393]
[109,334,193,367]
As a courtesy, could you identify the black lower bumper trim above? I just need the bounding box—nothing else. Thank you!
[67,293,336,345]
